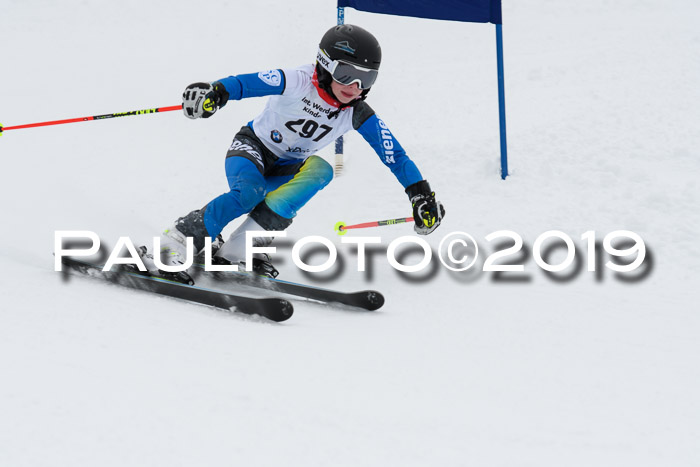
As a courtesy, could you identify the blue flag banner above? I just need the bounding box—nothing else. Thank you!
[337,0,502,25]
[336,0,508,179]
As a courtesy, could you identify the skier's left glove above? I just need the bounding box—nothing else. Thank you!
[406,180,445,235]
[182,81,229,119]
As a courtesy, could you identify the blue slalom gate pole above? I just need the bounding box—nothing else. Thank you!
[334,6,345,175]
[496,23,509,180]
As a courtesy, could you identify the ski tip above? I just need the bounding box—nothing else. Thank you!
[346,290,384,311]
[265,299,295,322]
[0,123,4,136]
[365,290,384,311]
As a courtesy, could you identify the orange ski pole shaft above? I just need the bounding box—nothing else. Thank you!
[335,217,414,235]
[0,104,182,135]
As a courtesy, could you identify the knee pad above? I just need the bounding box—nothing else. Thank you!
[250,201,293,231]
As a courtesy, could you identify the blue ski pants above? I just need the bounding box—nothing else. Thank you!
[202,155,333,238]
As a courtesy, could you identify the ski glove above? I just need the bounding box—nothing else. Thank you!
[182,81,229,119]
[406,180,445,235]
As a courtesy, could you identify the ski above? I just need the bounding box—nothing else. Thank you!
[59,256,294,322]
[190,262,385,311]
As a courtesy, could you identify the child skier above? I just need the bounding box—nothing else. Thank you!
[143,24,445,280]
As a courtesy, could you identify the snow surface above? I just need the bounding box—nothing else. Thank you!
[1,0,699,465]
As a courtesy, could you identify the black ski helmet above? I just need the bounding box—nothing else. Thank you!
[316,24,382,98]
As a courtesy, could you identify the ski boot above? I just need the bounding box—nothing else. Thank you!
[211,216,281,279]
[210,252,279,279]
[134,245,195,285]
[136,225,196,285]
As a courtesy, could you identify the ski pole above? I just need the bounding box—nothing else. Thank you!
[334,217,414,236]
[0,104,182,136]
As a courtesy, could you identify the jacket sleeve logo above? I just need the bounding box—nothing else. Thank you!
[258,70,282,87]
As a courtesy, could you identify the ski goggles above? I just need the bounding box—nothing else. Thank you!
[316,48,378,90]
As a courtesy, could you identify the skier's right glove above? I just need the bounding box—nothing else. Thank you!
[406,180,445,235]
[182,81,229,119]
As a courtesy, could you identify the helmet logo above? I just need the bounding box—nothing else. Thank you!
[317,50,332,69]
[333,41,356,54]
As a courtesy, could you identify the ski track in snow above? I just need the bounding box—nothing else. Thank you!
[1,1,699,465]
